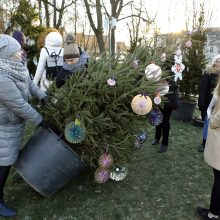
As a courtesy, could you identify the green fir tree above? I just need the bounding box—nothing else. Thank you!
[38,48,167,168]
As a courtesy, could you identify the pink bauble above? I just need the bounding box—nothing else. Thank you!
[94,168,110,184]
[107,78,116,86]
[98,153,113,169]
[154,96,161,105]
[185,40,192,48]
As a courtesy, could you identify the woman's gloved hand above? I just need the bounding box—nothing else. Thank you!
[41,96,50,107]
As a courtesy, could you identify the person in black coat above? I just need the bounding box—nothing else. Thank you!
[152,72,180,153]
[198,56,220,152]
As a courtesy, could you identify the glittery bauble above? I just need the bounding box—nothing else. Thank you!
[131,95,152,115]
[110,166,128,181]
[107,78,116,86]
[149,108,163,126]
[145,63,162,81]
[98,153,113,169]
[185,40,192,48]
[160,53,166,62]
[133,138,142,149]
[94,168,110,184]
[155,80,169,96]
[137,129,148,143]
[64,121,86,144]
[132,60,139,69]
[154,96,161,105]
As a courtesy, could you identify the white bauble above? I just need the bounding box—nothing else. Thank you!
[145,63,162,81]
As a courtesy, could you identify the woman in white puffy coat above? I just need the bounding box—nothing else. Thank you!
[33,31,63,92]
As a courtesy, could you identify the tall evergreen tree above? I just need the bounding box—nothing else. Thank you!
[180,6,208,100]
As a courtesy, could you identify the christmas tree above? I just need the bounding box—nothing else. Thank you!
[38,47,167,178]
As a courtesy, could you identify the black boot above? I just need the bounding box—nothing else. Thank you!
[0,201,16,217]
[158,144,168,153]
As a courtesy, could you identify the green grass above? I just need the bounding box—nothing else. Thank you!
[3,117,212,220]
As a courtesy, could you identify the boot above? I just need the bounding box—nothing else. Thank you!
[158,144,168,153]
[0,201,16,217]
[151,139,159,145]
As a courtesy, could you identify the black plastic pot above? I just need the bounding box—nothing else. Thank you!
[14,126,86,197]
[172,100,197,122]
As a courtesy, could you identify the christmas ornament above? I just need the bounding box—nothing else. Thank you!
[137,129,148,143]
[155,80,169,96]
[149,108,163,126]
[185,39,192,48]
[110,166,128,181]
[107,76,116,86]
[94,168,110,184]
[98,152,113,169]
[131,94,152,115]
[132,59,139,69]
[145,63,162,81]
[171,48,185,82]
[175,48,182,56]
[160,53,166,62]
[154,96,161,105]
[133,138,142,149]
[64,119,86,144]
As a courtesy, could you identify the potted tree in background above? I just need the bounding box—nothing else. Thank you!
[172,7,208,121]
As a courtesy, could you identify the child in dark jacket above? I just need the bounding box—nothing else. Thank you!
[56,36,89,88]
[152,72,180,153]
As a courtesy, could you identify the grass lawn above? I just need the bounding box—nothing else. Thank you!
[4,116,213,220]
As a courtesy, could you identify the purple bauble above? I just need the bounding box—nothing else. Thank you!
[98,153,113,169]
[94,168,110,184]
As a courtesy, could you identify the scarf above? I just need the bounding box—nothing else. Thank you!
[0,58,28,81]
[62,61,78,72]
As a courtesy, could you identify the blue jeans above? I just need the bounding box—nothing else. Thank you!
[203,115,209,139]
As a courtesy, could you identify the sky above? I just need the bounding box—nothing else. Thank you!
[115,0,220,45]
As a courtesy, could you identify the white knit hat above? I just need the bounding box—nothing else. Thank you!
[0,34,21,59]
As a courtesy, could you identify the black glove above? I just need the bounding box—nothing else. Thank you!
[201,111,206,121]
[41,96,50,107]
[38,120,48,128]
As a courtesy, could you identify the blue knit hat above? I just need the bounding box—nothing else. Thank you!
[0,34,21,59]
[12,30,26,47]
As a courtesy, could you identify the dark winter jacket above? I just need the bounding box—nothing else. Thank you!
[56,50,89,88]
[198,69,219,112]
[163,73,180,109]
[0,58,46,166]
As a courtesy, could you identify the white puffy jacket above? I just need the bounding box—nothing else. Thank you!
[34,32,63,92]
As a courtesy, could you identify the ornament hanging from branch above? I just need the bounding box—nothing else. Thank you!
[171,48,185,82]
[149,108,163,126]
[131,94,152,115]
[98,152,113,169]
[94,168,110,184]
[185,39,192,48]
[132,59,139,69]
[145,63,162,81]
[155,80,169,96]
[110,166,128,181]
[160,53,166,62]
[107,76,116,86]
[64,119,86,144]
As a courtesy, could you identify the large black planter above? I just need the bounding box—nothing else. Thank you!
[172,100,197,122]
[14,126,86,197]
